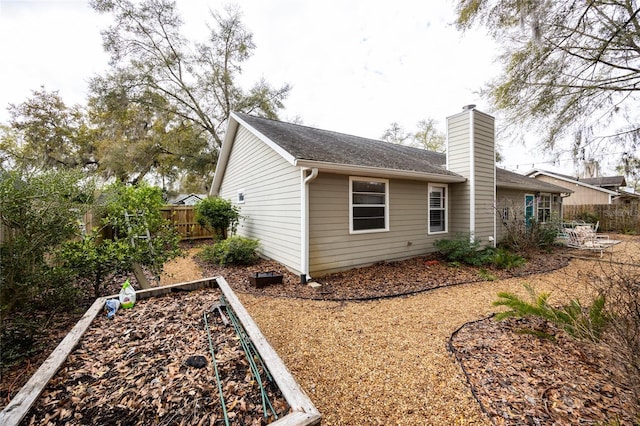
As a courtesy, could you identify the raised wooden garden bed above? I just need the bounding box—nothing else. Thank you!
[0,277,320,426]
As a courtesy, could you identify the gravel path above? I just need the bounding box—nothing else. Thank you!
[235,239,638,425]
[163,237,639,425]
[238,279,560,424]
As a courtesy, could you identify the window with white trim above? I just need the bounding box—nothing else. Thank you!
[349,177,388,233]
[537,194,551,223]
[237,189,245,204]
[428,184,447,233]
[502,207,510,221]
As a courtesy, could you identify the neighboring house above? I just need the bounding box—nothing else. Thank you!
[525,170,639,205]
[210,107,569,279]
[168,193,207,206]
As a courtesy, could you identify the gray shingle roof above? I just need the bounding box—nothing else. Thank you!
[497,168,572,193]
[234,113,569,193]
[580,176,626,188]
[235,113,458,177]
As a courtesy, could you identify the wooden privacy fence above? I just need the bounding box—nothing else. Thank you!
[0,206,211,244]
[160,206,213,240]
[564,204,640,233]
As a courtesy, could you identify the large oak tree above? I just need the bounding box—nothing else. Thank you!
[2,88,95,172]
[91,0,290,189]
[456,0,640,171]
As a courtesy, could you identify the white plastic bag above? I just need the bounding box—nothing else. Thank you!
[119,279,136,309]
[105,299,120,319]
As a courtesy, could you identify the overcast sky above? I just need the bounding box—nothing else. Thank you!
[0,0,586,173]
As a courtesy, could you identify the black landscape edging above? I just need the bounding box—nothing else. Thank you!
[446,314,498,426]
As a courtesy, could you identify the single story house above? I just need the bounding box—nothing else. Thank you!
[525,170,639,205]
[210,106,570,279]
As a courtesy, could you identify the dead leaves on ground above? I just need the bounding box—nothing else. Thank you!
[24,288,289,425]
[199,252,568,301]
[450,316,639,425]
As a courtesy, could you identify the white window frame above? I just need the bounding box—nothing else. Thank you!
[237,189,245,204]
[349,176,389,234]
[537,193,551,223]
[428,183,448,234]
[501,207,510,222]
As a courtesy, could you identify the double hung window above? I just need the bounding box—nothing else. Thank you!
[428,184,447,233]
[350,177,388,233]
[537,194,551,223]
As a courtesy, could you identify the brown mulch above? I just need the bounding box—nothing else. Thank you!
[22,287,288,425]
[449,316,639,425]
[198,249,569,301]
[4,237,640,425]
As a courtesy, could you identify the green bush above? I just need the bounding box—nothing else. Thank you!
[58,234,130,297]
[491,247,526,269]
[478,269,498,281]
[493,284,608,342]
[435,235,527,270]
[102,181,166,236]
[435,234,483,265]
[195,197,241,240]
[60,182,182,296]
[0,169,93,321]
[199,236,259,266]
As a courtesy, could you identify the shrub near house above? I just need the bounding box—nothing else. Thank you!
[195,197,260,266]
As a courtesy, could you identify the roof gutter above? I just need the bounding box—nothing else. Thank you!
[300,167,318,283]
[294,160,466,183]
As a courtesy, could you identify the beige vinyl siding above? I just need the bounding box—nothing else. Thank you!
[308,173,444,276]
[446,109,496,243]
[534,175,611,205]
[447,113,471,235]
[472,111,496,242]
[495,188,563,242]
[218,127,302,272]
[496,188,525,243]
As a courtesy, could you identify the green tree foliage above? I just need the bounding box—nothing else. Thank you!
[195,197,241,240]
[101,181,181,273]
[413,118,446,152]
[88,72,212,187]
[60,181,182,294]
[0,169,93,320]
[381,118,446,152]
[90,0,290,185]
[455,0,640,161]
[58,234,130,298]
[2,88,95,172]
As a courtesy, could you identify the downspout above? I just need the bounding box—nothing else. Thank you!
[469,108,476,242]
[300,167,318,283]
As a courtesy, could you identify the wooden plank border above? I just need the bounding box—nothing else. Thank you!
[0,297,106,426]
[0,277,320,426]
[216,276,321,425]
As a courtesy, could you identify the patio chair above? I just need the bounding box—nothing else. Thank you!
[564,228,620,257]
